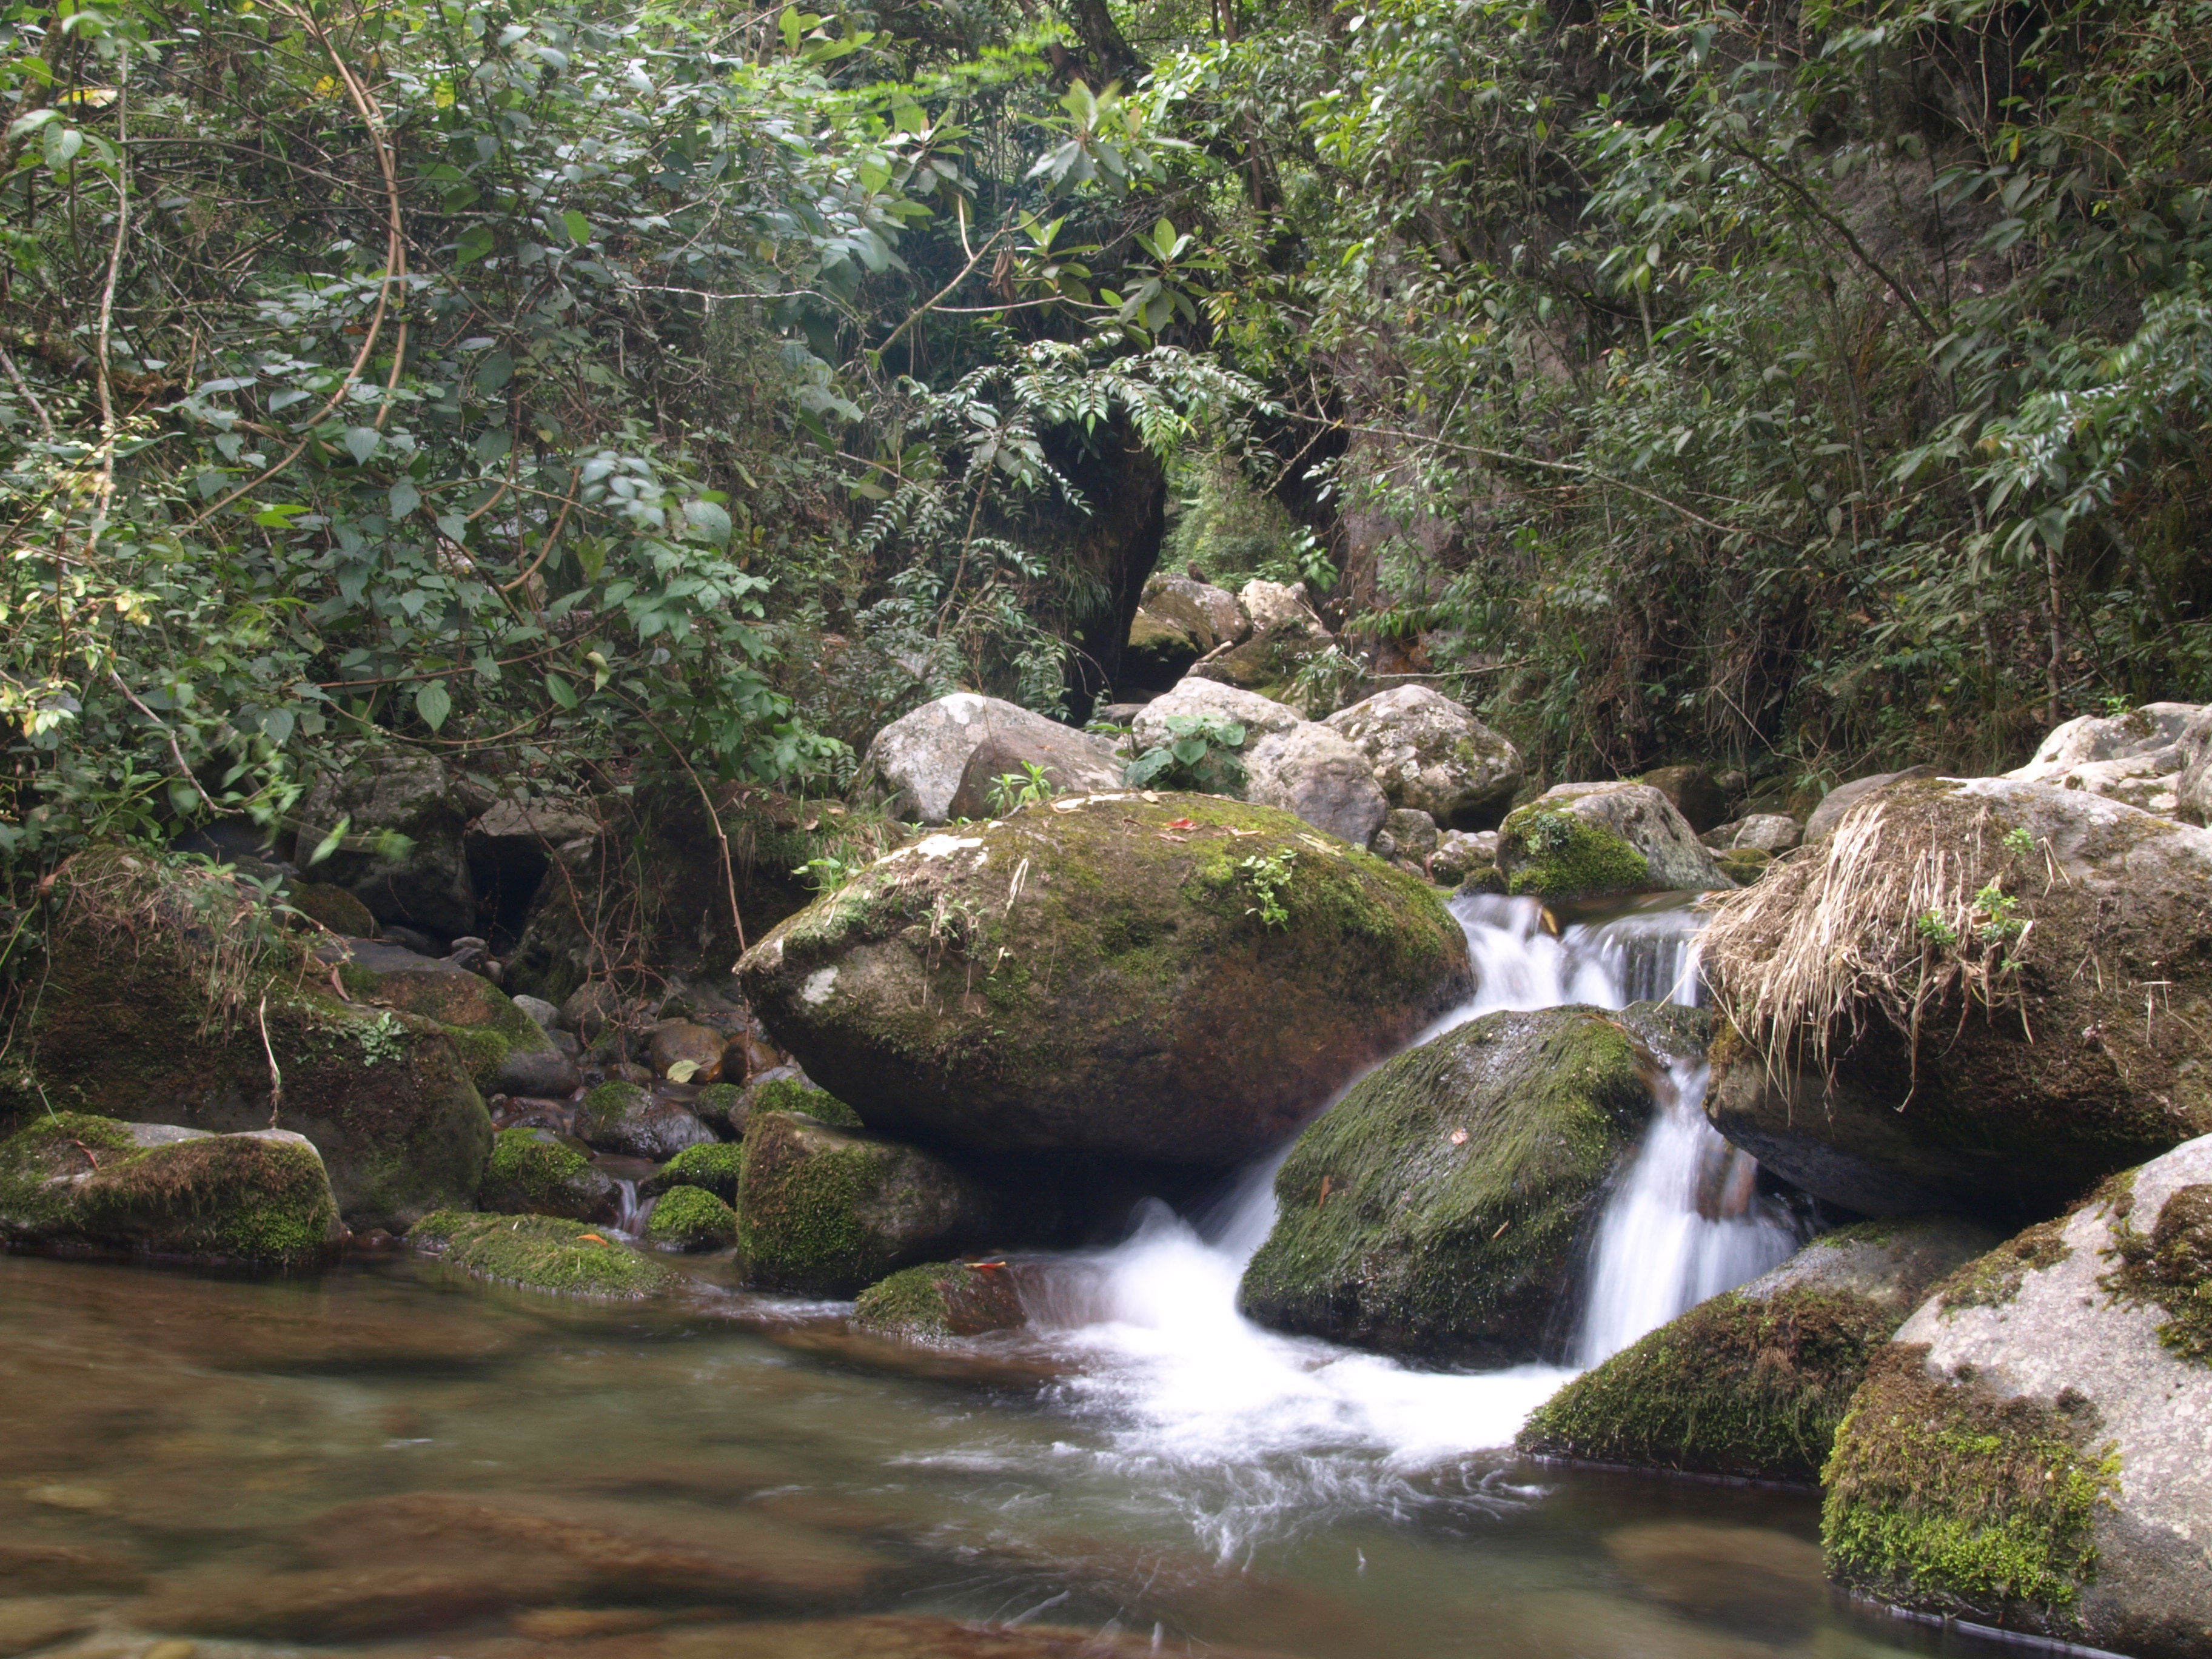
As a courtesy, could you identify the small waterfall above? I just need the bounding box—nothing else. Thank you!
[612,1179,646,1236]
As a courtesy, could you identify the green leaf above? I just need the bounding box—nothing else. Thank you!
[308,814,352,868]
[389,481,421,518]
[560,209,590,245]
[343,426,380,464]
[415,680,452,732]
[685,499,733,543]
[455,224,496,266]
[545,672,578,709]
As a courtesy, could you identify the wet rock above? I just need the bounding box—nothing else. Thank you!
[2179,705,2212,826]
[1322,686,1523,829]
[1822,1134,2212,1657]
[1240,722,1388,848]
[942,722,1126,822]
[346,953,581,1099]
[409,1210,679,1299]
[561,980,636,1044]
[478,1127,617,1222]
[1701,813,1803,854]
[1430,829,1500,884]
[1802,764,1940,841]
[640,1141,745,1203]
[862,694,1116,826]
[1238,1005,1676,1362]
[643,1185,739,1250]
[739,794,1471,1165]
[648,1021,728,1084]
[575,1082,716,1161]
[0,1114,343,1264]
[1636,765,1729,833]
[292,751,481,938]
[1498,783,1730,899]
[1704,777,2212,1219]
[1518,1217,1997,1482]
[738,1111,999,1296]
[15,848,492,1230]
[851,1259,1027,1340]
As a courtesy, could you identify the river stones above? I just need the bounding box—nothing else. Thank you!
[344,948,580,1099]
[410,1211,679,1298]
[1322,686,1523,829]
[0,1113,344,1265]
[1822,1134,2212,1656]
[1517,1218,1997,1483]
[1498,782,1731,898]
[852,1259,1028,1339]
[648,1020,728,1084]
[738,793,1471,1165]
[477,1127,617,1223]
[574,1082,716,1161]
[1124,572,1248,686]
[1238,1004,1685,1363]
[1704,776,2212,1221]
[737,1111,999,1296]
[12,848,492,1230]
[861,694,1120,826]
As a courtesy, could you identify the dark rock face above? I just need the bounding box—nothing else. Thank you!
[1822,1135,2212,1658]
[292,752,483,940]
[1236,1004,1678,1363]
[737,1111,999,1296]
[1705,777,2212,1221]
[1517,1217,1997,1483]
[574,1082,716,1161]
[738,793,1471,1165]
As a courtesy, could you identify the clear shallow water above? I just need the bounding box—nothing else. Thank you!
[0,896,1947,1659]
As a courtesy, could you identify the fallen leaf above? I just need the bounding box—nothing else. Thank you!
[578,1233,608,1245]
[1165,817,1198,831]
[1156,832,1190,842]
[1225,827,1261,837]
[1316,1173,1333,1210]
[1140,791,1160,802]
[1050,798,1086,813]
[1450,1128,1469,1145]
[1490,1220,1511,1240]
[965,1259,1008,1273]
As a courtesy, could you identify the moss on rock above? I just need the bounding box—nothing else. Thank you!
[478,1127,614,1221]
[410,1210,678,1298]
[2100,1181,2212,1366]
[851,1259,1026,1339]
[737,1111,996,1296]
[1821,1344,2119,1630]
[1496,806,1652,899]
[748,1076,861,1127]
[0,1111,343,1264]
[286,881,377,937]
[1236,1005,1659,1362]
[644,1185,739,1250]
[739,793,1471,1165]
[641,1141,745,1202]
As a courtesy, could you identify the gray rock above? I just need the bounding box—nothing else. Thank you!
[2180,705,2212,827]
[1241,723,1389,848]
[1187,581,1338,705]
[468,792,598,845]
[1381,808,1438,862]
[1430,829,1500,883]
[1130,679,1304,748]
[1091,702,1149,728]
[1124,575,1249,685]
[1741,1216,2001,1312]
[942,718,1125,821]
[862,694,1119,825]
[511,994,561,1031]
[495,1044,583,1099]
[1501,782,1731,895]
[1322,686,1523,828]
[1635,764,1728,834]
[2002,702,2203,818]
[574,1082,716,1161]
[1824,1134,2212,1657]
[1803,765,1940,841]
[1701,813,1803,854]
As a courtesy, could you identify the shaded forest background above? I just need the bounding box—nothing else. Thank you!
[4,0,2210,877]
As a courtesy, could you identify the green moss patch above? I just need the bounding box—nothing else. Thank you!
[1937,1218,2072,1314]
[1822,1344,2119,1630]
[2101,1181,2212,1367]
[644,1185,739,1250]
[478,1127,610,1221]
[410,1210,677,1298]
[1518,1287,1897,1483]
[1498,807,1651,899]
[643,1141,745,1202]
[852,1259,1025,1339]
[749,1076,861,1127]
[577,1081,648,1139]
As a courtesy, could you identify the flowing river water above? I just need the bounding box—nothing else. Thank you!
[0,897,1983,1659]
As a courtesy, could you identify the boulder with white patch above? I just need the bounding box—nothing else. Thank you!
[1322,686,1523,829]
[736,794,1472,1164]
[2003,701,2202,817]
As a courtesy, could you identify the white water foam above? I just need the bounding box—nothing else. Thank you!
[1017,891,1800,1515]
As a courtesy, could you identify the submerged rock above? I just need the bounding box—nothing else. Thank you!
[737,1111,997,1296]
[1498,782,1730,898]
[0,1113,344,1265]
[738,794,1472,1165]
[1238,1005,1675,1363]
[1704,777,2212,1219]
[852,1259,1027,1340]
[1821,1134,2212,1656]
[477,1127,616,1222]
[1322,686,1523,829]
[1518,1218,1997,1483]
[862,694,1118,826]
[409,1210,679,1298]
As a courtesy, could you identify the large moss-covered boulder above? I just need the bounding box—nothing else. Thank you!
[737,1110,998,1296]
[1704,777,2212,1221]
[737,794,1470,1165]
[478,1127,615,1222]
[410,1210,679,1298]
[342,947,578,1099]
[1518,1218,1996,1483]
[1498,782,1731,899]
[852,1259,1027,1340]
[1237,1004,1677,1363]
[1822,1134,2212,1656]
[8,850,492,1230]
[1322,686,1523,830]
[0,1113,343,1264]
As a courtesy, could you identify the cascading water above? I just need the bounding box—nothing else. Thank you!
[1019,889,1801,1515]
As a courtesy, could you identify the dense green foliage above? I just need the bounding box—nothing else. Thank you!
[6,0,2210,893]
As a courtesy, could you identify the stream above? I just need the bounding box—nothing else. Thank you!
[0,896,1980,1658]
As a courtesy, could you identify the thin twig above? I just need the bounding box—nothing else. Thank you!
[84,40,131,560]
[258,991,283,1127]
[0,344,54,442]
